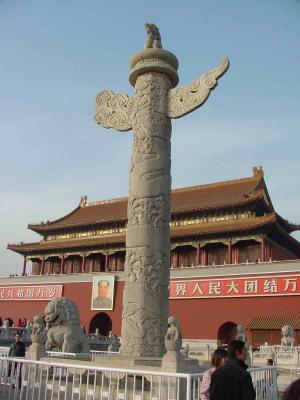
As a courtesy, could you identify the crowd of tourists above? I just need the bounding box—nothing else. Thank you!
[0,317,30,328]
[200,339,300,400]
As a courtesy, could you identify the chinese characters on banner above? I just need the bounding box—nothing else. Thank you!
[0,285,63,301]
[169,275,300,299]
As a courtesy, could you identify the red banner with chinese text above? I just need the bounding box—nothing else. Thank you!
[170,275,300,299]
[0,285,63,301]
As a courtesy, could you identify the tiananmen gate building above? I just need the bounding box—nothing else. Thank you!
[4,166,300,346]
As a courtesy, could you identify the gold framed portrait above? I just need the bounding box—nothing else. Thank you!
[91,275,115,311]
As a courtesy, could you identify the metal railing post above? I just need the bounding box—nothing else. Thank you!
[186,374,192,400]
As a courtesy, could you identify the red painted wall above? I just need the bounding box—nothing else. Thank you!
[63,281,124,334]
[0,281,124,336]
[1,279,300,341]
[170,295,300,339]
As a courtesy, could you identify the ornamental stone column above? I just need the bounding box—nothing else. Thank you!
[119,49,177,357]
[94,23,229,358]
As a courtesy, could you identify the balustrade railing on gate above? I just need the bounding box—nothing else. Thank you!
[251,345,300,366]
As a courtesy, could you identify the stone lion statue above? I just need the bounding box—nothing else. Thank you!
[32,316,45,335]
[144,23,162,49]
[44,297,90,353]
[165,316,182,352]
[281,325,296,346]
[31,315,47,345]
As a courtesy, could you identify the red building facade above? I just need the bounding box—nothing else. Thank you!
[4,167,300,344]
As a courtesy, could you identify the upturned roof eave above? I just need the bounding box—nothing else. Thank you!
[275,213,300,233]
[172,191,271,216]
[27,192,271,234]
[270,222,300,256]
[28,216,128,234]
[26,171,265,233]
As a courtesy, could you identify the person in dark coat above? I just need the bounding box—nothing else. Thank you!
[8,332,26,388]
[9,333,26,358]
[209,340,256,400]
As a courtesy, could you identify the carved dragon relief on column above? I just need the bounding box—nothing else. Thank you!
[120,69,172,356]
[94,23,230,358]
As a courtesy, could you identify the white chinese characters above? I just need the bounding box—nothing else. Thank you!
[284,278,297,292]
[263,279,278,293]
[175,283,187,296]
[245,280,258,294]
[170,275,300,298]
[0,285,62,301]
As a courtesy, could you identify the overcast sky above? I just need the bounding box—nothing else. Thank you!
[1,0,300,275]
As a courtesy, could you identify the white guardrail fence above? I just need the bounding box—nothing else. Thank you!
[0,356,278,400]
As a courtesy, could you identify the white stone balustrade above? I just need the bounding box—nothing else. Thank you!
[251,345,300,366]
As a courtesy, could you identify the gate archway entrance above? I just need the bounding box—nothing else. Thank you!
[89,313,112,336]
[217,321,237,345]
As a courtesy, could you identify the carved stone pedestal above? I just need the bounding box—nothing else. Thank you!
[27,342,47,361]
[93,353,162,369]
[161,351,199,373]
[27,333,47,360]
[92,352,199,373]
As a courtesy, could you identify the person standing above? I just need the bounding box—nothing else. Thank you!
[8,333,26,388]
[200,348,227,400]
[9,332,26,358]
[209,340,256,400]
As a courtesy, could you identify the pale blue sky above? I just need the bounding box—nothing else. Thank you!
[1,0,300,274]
